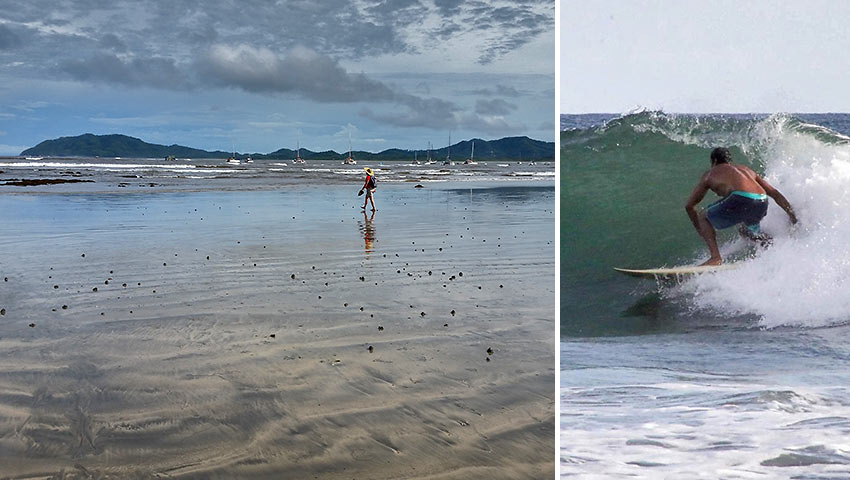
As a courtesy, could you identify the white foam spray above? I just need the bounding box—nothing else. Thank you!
[679,115,850,327]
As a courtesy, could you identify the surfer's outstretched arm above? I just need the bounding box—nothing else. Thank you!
[756,176,797,224]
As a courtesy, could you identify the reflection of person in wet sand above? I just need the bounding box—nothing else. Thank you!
[360,210,375,252]
[359,167,377,211]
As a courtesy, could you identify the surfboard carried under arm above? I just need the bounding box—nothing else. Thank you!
[614,263,739,279]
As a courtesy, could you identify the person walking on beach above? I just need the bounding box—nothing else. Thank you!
[685,147,797,266]
[359,167,377,211]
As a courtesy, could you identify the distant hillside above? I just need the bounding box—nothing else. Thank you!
[21,134,231,159]
[21,133,554,161]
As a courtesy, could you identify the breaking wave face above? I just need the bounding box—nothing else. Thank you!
[562,111,850,329]
[679,115,850,328]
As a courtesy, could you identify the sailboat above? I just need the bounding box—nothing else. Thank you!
[343,130,356,165]
[226,144,240,164]
[292,131,305,164]
[463,141,477,165]
[425,141,436,164]
[443,133,454,165]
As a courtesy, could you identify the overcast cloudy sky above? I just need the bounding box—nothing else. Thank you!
[563,0,850,114]
[0,0,554,155]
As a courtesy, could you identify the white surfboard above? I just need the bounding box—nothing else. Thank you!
[614,263,739,279]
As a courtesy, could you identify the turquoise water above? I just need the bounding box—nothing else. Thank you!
[562,112,850,478]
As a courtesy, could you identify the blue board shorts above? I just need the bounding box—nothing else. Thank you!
[706,191,768,234]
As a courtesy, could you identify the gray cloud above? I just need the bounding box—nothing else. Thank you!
[0,1,551,137]
[361,94,526,136]
[0,24,21,50]
[61,53,188,89]
[99,33,127,52]
[1,0,551,72]
[433,0,465,16]
[432,0,553,64]
[198,44,396,103]
[468,84,523,97]
[458,111,526,135]
[475,98,517,115]
[473,5,552,64]
[360,94,459,129]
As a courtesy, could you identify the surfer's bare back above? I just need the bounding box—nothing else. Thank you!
[685,147,797,266]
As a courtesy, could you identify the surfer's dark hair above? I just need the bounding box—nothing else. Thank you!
[710,147,731,165]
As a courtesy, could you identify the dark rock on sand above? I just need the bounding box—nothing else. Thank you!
[3,178,94,187]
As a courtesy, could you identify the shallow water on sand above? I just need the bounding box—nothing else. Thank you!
[0,183,554,478]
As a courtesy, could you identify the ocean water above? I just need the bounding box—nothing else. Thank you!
[562,112,850,478]
[0,157,553,193]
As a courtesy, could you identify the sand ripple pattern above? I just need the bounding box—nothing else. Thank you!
[0,184,554,478]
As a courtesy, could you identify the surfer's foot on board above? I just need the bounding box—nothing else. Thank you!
[699,257,723,266]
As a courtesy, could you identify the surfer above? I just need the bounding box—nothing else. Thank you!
[685,147,797,266]
[359,167,377,211]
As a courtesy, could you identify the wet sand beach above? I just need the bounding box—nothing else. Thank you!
[0,182,554,478]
